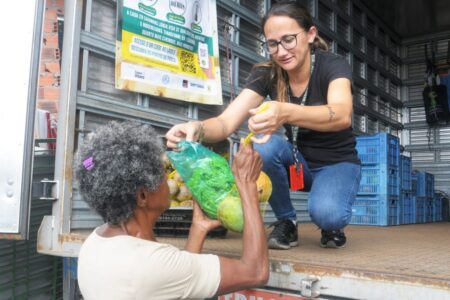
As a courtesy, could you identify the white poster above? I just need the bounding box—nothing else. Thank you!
[116,0,223,105]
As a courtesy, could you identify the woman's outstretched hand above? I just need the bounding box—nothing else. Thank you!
[165,121,203,148]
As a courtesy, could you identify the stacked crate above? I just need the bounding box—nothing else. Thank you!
[425,173,435,222]
[351,133,400,226]
[411,171,435,223]
[433,192,443,222]
[399,155,413,224]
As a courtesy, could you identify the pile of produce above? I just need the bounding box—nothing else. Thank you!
[163,153,194,207]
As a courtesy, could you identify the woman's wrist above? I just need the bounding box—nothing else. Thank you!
[189,222,209,236]
[196,121,205,142]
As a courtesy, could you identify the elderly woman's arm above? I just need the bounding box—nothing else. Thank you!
[184,142,269,294]
[215,144,269,293]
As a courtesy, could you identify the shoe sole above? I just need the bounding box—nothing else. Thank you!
[268,238,299,250]
[320,240,346,249]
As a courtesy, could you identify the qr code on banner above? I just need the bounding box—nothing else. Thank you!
[180,51,197,74]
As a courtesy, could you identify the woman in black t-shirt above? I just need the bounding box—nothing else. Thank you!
[166,1,361,249]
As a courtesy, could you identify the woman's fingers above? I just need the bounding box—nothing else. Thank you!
[251,134,271,144]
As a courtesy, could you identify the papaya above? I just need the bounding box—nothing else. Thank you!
[217,195,243,232]
[257,171,272,203]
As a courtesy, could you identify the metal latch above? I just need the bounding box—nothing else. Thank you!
[300,276,320,298]
[34,179,59,201]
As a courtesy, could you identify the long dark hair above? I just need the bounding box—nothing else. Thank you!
[255,1,328,103]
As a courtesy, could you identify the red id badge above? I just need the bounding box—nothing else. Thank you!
[289,163,304,191]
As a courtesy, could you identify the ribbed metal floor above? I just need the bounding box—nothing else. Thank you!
[159,222,450,289]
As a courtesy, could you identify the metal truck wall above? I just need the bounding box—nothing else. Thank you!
[67,0,275,232]
[402,34,450,195]
[41,0,406,258]
[71,0,403,230]
[0,154,62,299]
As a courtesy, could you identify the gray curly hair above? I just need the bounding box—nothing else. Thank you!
[74,120,165,224]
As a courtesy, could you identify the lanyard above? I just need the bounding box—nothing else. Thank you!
[288,52,315,149]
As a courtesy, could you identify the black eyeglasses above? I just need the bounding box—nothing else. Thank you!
[262,32,304,54]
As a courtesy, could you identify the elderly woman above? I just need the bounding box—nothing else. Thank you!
[75,120,268,300]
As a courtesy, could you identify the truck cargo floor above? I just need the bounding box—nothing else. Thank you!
[159,222,450,290]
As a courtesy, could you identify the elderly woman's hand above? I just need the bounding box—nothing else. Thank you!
[231,140,263,184]
[191,201,222,233]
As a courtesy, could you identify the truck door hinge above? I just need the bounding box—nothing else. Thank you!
[300,276,320,298]
[33,179,59,201]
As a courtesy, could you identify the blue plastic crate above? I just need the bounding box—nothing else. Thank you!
[433,193,443,222]
[400,155,412,191]
[425,199,434,223]
[358,165,400,196]
[350,195,399,226]
[412,196,426,224]
[399,192,413,224]
[356,133,400,167]
[412,171,424,197]
[425,173,435,199]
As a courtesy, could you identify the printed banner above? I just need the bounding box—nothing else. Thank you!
[116,0,222,105]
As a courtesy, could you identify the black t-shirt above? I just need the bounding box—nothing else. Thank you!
[244,49,360,168]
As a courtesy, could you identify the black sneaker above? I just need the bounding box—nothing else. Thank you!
[320,229,346,248]
[267,220,298,250]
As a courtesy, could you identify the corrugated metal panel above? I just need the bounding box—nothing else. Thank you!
[354,84,367,106]
[368,66,376,84]
[238,18,262,53]
[318,1,334,30]
[407,85,423,102]
[337,16,350,42]
[70,0,293,232]
[353,57,365,79]
[411,151,435,163]
[403,34,450,195]
[439,127,450,143]
[406,42,425,59]
[353,112,366,133]
[440,151,450,161]
[63,0,408,241]
[217,6,233,40]
[407,63,426,79]
[378,74,387,93]
[378,50,387,69]
[239,0,264,15]
[367,41,377,61]
[353,29,364,53]
[390,82,399,98]
[389,59,399,77]
[263,192,310,224]
[337,45,350,63]
[366,16,376,36]
[87,53,137,104]
[91,0,116,40]
[378,122,387,132]
[352,3,364,27]
[238,59,253,88]
[337,0,350,14]
[368,117,378,134]
[410,128,432,144]
[368,92,378,112]
[0,154,62,299]
[409,107,427,122]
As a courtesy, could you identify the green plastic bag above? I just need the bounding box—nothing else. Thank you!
[166,141,243,232]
